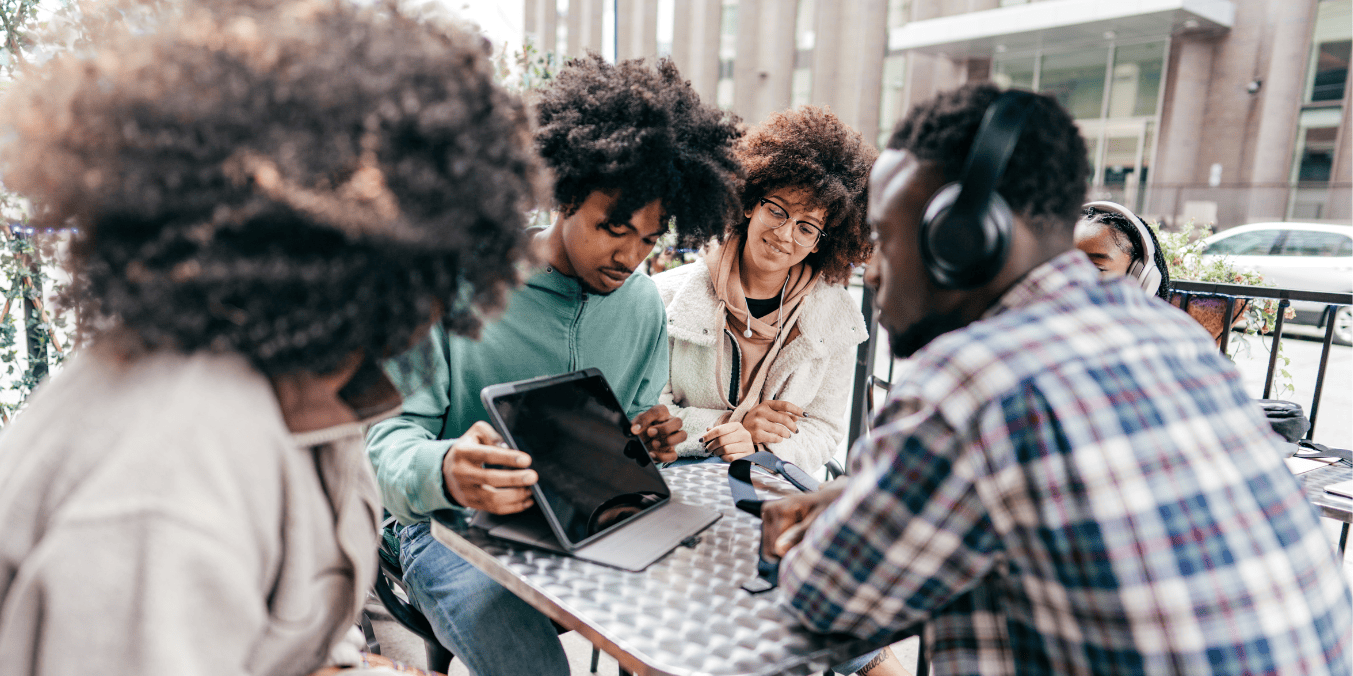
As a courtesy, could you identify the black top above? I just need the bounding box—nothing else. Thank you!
[745,295,781,319]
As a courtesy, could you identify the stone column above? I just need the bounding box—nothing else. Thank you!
[1246,0,1318,221]
[565,0,604,56]
[527,0,557,55]
[617,0,657,60]
[732,0,762,117]
[734,0,795,123]
[1156,36,1216,187]
[673,0,723,102]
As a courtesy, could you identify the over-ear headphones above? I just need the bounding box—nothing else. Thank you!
[919,90,1036,289]
[1083,200,1162,296]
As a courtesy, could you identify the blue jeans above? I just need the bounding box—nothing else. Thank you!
[399,521,568,676]
[666,456,883,674]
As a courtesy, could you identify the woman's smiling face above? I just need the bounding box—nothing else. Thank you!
[742,186,827,277]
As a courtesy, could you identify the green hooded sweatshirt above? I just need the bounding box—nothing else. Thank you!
[367,265,669,525]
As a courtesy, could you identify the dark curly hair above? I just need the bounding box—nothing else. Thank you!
[886,84,1089,234]
[730,106,877,285]
[0,1,541,377]
[534,54,744,246]
[1082,206,1172,299]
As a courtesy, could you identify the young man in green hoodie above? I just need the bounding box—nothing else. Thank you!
[366,55,744,676]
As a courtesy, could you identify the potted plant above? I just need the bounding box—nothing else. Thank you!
[1157,220,1294,395]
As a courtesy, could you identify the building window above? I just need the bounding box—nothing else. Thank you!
[717,0,738,110]
[1039,48,1108,120]
[1107,41,1164,118]
[877,54,907,147]
[791,0,815,107]
[996,41,1166,211]
[993,55,1036,90]
[1288,107,1342,219]
[1292,108,1341,183]
[1305,0,1352,103]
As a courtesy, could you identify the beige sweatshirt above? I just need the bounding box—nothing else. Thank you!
[0,350,381,676]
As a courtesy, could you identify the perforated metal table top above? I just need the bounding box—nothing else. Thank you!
[1297,463,1353,524]
[430,463,897,676]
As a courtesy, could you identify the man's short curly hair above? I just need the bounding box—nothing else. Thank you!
[534,54,744,246]
[886,84,1089,234]
[0,1,541,377]
[731,106,877,285]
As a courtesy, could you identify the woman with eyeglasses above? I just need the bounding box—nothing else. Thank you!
[654,105,910,676]
[653,106,877,474]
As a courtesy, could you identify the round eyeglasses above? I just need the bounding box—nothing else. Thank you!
[757,198,825,248]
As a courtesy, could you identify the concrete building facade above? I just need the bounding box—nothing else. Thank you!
[523,0,1351,228]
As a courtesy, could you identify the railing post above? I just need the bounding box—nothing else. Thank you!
[848,284,879,455]
[1306,309,1338,440]
[1261,299,1289,399]
[1219,296,1236,357]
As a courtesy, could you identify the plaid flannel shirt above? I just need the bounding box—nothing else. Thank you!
[780,251,1351,675]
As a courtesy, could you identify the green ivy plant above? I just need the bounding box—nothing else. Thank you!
[0,0,125,426]
[1157,220,1294,397]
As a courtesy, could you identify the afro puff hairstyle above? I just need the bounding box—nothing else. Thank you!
[1,1,541,377]
[730,106,878,285]
[533,54,744,246]
[886,84,1089,235]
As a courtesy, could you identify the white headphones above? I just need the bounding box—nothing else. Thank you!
[1084,200,1162,296]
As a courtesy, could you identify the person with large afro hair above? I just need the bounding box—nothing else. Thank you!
[0,1,539,674]
[652,105,875,479]
[366,53,745,676]
[652,104,905,674]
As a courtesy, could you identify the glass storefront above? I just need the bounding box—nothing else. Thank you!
[994,40,1167,212]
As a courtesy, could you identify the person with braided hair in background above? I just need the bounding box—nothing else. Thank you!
[0,2,540,674]
[1074,201,1172,300]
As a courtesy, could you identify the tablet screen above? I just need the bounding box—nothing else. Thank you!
[488,374,670,547]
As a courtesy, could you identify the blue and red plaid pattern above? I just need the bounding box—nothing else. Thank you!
[780,251,1351,675]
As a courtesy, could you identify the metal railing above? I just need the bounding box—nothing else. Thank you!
[847,281,1352,451]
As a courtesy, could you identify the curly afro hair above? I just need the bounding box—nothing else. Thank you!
[534,54,744,246]
[730,106,878,285]
[0,1,542,377]
[886,84,1089,234]
[1082,206,1172,299]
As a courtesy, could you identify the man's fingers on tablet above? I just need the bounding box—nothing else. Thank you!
[465,420,504,444]
[468,467,537,488]
[465,444,531,468]
[630,404,671,434]
[480,488,534,515]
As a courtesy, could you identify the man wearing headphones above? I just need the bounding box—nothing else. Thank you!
[761,84,1350,674]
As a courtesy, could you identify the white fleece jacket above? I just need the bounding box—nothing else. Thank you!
[653,262,868,472]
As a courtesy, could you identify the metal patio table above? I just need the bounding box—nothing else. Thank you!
[429,463,901,676]
[1295,462,1353,556]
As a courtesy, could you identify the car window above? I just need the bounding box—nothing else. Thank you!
[1205,230,1282,256]
[1275,230,1353,257]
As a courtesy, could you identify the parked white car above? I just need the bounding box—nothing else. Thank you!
[1199,222,1353,345]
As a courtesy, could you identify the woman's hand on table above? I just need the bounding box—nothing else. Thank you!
[741,400,804,445]
[441,421,537,515]
[631,404,686,463]
[759,479,848,559]
[702,422,755,461]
